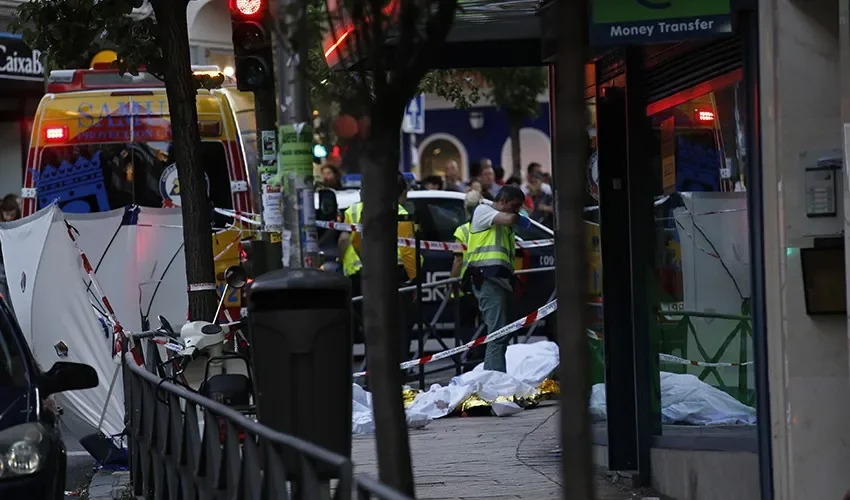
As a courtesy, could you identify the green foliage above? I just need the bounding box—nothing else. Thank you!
[12,0,164,77]
[479,67,547,124]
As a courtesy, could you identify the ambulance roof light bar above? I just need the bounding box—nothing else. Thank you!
[47,65,230,93]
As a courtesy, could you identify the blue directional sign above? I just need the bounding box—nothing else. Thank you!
[402,94,425,134]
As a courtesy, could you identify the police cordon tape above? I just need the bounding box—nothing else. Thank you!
[212,209,555,252]
[587,329,753,368]
[352,299,559,377]
[350,300,754,377]
[314,219,555,251]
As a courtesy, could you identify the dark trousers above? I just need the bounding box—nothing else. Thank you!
[349,267,411,363]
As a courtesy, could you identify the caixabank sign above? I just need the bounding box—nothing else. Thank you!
[590,0,733,45]
[0,33,43,81]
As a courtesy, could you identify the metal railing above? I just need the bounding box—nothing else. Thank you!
[122,351,411,500]
[658,309,754,405]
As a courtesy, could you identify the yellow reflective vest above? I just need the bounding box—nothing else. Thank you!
[341,202,418,280]
[451,222,471,298]
[465,212,515,280]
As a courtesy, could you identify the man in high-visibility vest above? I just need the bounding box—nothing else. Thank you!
[465,185,530,372]
[338,173,415,359]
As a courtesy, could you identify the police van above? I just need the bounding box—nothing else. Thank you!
[316,186,557,337]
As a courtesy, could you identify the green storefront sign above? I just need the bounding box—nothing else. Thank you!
[590,0,733,45]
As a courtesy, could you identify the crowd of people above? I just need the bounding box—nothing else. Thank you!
[421,158,555,228]
[312,155,555,228]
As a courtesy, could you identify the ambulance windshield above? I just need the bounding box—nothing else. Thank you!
[36,141,233,222]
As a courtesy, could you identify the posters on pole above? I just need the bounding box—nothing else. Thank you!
[589,0,732,46]
[261,184,283,232]
[278,123,314,193]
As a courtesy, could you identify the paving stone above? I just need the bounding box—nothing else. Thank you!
[352,401,656,499]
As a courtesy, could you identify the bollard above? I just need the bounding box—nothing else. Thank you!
[246,268,352,478]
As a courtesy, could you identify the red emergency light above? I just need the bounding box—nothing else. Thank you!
[232,0,263,16]
[43,126,69,143]
[696,110,715,122]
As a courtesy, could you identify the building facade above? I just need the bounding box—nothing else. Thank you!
[402,93,552,181]
[0,1,44,200]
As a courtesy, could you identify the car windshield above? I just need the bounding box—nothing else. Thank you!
[36,142,233,224]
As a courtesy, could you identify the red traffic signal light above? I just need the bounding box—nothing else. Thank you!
[231,0,263,16]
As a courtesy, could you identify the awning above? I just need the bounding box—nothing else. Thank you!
[324,0,547,70]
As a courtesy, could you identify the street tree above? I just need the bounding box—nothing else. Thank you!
[306,0,458,494]
[14,0,219,321]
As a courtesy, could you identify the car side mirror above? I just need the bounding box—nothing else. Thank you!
[40,362,99,397]
[224,265,247,289]
[317,190,338,221]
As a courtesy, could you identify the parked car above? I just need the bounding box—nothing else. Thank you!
[315,189,557,339]
[0,299,99,499]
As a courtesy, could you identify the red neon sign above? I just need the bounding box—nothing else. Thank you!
[696,110,715,122]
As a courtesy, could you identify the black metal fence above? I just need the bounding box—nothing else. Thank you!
[123,352,411,500]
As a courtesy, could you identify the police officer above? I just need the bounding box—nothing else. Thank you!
[465,185,530,372]
[338,173,415,360]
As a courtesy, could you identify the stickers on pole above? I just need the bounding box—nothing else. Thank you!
[262,184,283,231]
[278,123,314,193]
[261,130,276,161]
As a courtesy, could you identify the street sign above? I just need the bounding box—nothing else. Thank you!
[589,0,733,46]
[402,94,425,134]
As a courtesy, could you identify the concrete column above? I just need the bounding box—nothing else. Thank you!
[760,0,850,498]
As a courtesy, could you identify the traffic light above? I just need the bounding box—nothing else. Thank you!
[230,0,274,92]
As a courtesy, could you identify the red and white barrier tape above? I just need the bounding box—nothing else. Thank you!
[587,329,752,368]
[314,220,554,251]
[353,299,557,377]
[658,352,753,368]
[64,220,143,366]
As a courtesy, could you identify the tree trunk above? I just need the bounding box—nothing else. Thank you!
[149,0,218,321]
[552,0,595,498]
[509,118,522,178]
[359,108,415,496]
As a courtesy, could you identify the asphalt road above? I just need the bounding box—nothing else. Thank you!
[59,410,99,498]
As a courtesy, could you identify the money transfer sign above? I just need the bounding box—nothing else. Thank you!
[590,0,733,46]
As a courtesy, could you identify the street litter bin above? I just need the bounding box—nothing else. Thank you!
[247,268,352,477]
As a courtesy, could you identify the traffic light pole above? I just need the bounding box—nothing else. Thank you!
[275,0,318,269]
[253,84,284,273]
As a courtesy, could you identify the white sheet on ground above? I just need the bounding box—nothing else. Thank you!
[352,341,758,434]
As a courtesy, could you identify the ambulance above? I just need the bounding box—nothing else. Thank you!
[21,65,257,310]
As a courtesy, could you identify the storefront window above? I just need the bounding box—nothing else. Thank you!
[647,73,757,425]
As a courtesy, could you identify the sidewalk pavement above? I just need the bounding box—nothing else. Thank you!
[352,401,662,499]
[86,470,130,500]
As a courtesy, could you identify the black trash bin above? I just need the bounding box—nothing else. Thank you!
[247,268,352,476]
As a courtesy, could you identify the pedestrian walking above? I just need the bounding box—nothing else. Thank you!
[465,186,530,372]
